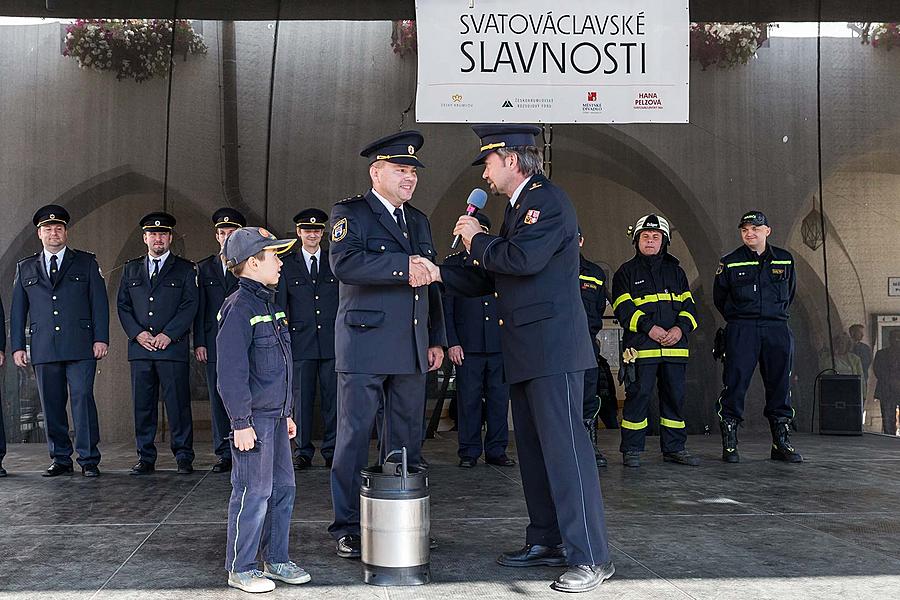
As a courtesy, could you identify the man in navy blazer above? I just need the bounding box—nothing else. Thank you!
[117,212,198,476]
[419,125,614,593]
[10,205,109,477]
[327,130,446,559]
[277,207,339,471]
[193,207,245,474]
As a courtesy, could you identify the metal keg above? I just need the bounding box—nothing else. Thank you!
[360,447,431,586]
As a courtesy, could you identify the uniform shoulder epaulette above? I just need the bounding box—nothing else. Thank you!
[404,202,427,217]
[16,252,40,265]
[69,248,96,258]
[528,181,543,191]
[198,254,217,265]
[337,194,365,205]
[126,255,145,264]
[443,251,463,261]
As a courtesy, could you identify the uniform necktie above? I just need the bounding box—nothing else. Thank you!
[309,255,318,284]
[49,254,58,285]
[151,258,160,281]
[393,207,408,238]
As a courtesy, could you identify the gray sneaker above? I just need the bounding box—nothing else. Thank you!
[263,561,312,585]
[227,570,276,593]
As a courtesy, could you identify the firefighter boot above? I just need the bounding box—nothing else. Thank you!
[583,418,608,468]
[720,418,740,463]
[770,418,803,463]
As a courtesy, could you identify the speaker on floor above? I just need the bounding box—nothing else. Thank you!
[818,374,863,436]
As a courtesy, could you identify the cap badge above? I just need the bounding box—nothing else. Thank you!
[154,220,161,226]
[408,145,415,154]
[49,214,56,219]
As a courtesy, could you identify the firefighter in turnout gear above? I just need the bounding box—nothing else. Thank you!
[713,210,802,464]
[578,228,609,468]
[611,215,700,468]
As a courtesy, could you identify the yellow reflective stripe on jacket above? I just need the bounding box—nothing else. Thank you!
[635,348,690,360]
[612,293,632,310]
[621,418,648,430]
[660,417,686,429]
[275,311,286,320]
[673,291,693,302]
[628,310,645,333]
[249,311,287,326]
[678,310,698,330]
[633,292,673,306]
[726,261,760,268]
[579,275,604,286]
[771,260,792,265]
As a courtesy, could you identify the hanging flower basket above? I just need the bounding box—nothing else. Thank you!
[391,20,417,57]
[868,23,900,51]
[63,19,207,83]
[690,23,770,70]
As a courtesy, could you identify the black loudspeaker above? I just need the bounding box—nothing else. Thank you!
[818,375,863,435]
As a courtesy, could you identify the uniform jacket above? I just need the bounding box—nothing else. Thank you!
[579,255,608,341]
[329,191,447,375]
[193,254,239,363]
[116,255,198,362]
[0,298,5,353]
[714,244,795,323]
[442,251,502,354]
[439,173,596,384]
[612,251,698,363]
[216,277,293,430]
[276,248,339,361]
[11,248,109,364]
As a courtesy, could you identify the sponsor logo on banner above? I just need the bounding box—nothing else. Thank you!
[502,99,514,108]
[582,91,603,113]
[634,91,663,110]
[587,91,597,102]
[440,93,473,109]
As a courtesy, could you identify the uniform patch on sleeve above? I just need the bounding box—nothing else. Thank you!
[716,262,724,275]
[524,209,541,225]
[331,218,347,242]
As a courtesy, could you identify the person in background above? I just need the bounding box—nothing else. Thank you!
[873,330,900,436]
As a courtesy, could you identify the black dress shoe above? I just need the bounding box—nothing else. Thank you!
[293,456,312,471]
[82,465,101,477]
[458,456,477,468]
[211,457,232,473]
[130,460,155,476]
[486,454,517,467]
[176,460,193,474]
[42,462,74,477]
[418,456,430,469]
[551,561,615,593]
[336,534,361,559]
[496,543,567,568]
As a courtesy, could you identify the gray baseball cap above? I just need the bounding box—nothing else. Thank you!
[222,226,296,268]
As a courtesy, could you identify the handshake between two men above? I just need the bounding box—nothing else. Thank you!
[406,215,483,287]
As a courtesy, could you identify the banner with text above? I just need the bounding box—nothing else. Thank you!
[415,0,689,124]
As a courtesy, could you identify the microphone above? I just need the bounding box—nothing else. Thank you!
[450,188,488,250]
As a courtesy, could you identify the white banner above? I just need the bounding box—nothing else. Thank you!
[415,0,689,124]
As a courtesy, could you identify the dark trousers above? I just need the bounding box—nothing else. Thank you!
[130,359,194,464]
[329,372,426,539]
[719,322,794,423]
[619,361,688,454]
[292,359,337,461]
[879,397,897,435]
[33,360,101,467]
[583,367,600,418]
[225,417,295,573]
[510,371,610,567]
[0,395,7,461]
[205,361,231,460]
[456,352,509,460]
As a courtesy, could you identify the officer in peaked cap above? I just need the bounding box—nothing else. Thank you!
[427,124,614,592]
[193,207,246,474]
[276,207,340,471]
[117,211,199,475]
[10,204,109,477]
[327,130,446,559]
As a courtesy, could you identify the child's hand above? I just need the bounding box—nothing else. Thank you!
[286,418,297,440]
[233,427,257,451]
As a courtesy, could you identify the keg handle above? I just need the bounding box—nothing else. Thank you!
[382,447,409,489]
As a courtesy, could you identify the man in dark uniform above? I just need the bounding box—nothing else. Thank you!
[0,299,7,476]
[442,213,513,469]
[578,229,610,468]
[611,214,700,468]
[278,207,339,470]
[117,212,198,475]
[194,207,246,474]
[10,205,109,477]
[714,210,802,463]
[327,131,446,559]
[420,125,614,593]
